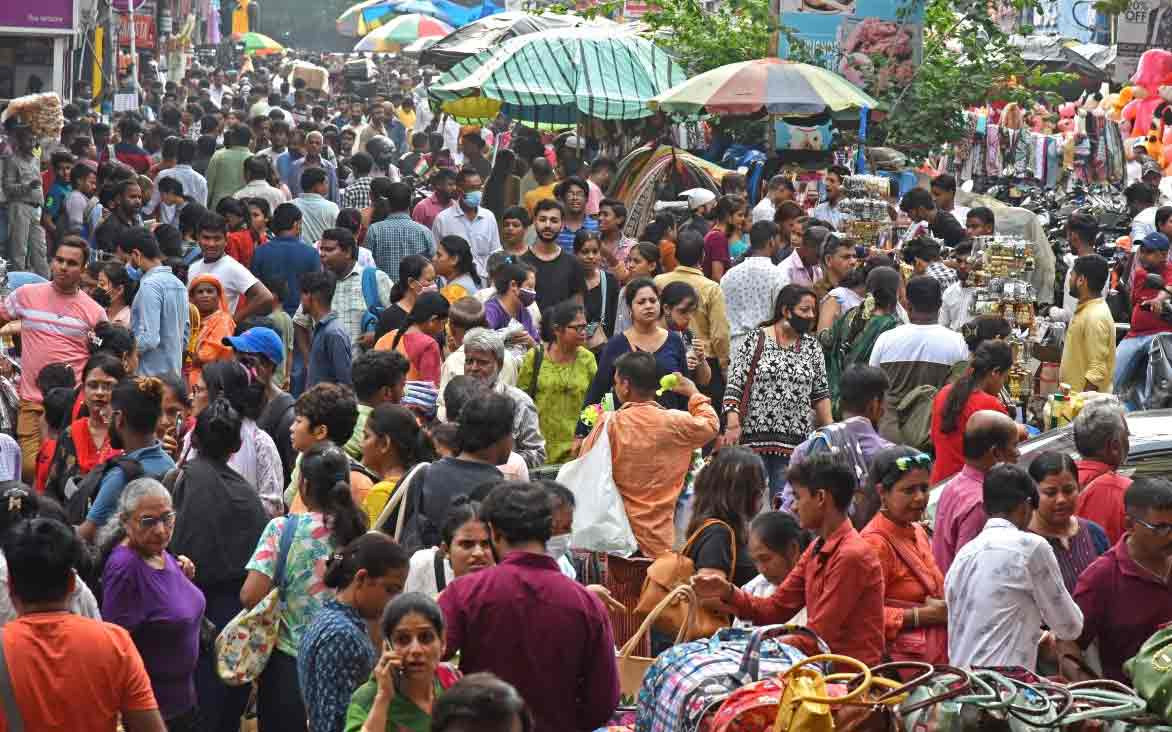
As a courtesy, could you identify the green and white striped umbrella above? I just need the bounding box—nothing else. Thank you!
[429,28,684,123]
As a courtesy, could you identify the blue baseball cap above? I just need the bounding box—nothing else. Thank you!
[223,327,284,365]
[1142,231,1171,252]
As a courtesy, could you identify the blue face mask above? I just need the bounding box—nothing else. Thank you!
[462,190,483,209]
[125,264,143,281]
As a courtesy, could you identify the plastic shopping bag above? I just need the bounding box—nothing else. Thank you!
[558,414,639,556]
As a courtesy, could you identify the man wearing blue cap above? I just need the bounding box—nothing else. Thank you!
[224,325,296,482]
[1114,231,1172,409]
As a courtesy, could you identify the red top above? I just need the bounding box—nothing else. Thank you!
[928,384,1008,484]
[731,519,887,666]
[1075,464,1132,545]
[226,230,266,269]
[1077,457,1114,488]
[1074,536,1172,682]
[1128,260,1172,337]
[703,229,731,279]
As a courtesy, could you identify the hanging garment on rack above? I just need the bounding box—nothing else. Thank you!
[1046,136,1063,189]
[1104,118,1125,182]
[986,124,1002,177]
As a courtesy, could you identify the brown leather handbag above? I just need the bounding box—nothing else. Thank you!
[634,519,736,641]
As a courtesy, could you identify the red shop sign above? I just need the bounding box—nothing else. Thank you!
[117,12,157,49]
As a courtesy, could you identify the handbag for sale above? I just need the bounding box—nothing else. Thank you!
[898,668,1024,732]
[773,654,873,732]
[635,519,735,641]
[1126,624,1172,721]
[619,585,698,700]
[214,514,301,686]
[827,662,935,732]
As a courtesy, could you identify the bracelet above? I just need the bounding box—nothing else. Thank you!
[913,607,920,628]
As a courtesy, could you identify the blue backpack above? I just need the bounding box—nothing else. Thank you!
[360,267,384,334]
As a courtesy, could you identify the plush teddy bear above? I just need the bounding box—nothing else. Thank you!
[1124,49,1172,139]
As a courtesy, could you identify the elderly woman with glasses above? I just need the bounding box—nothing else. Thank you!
[101,477,205,730]
[860,446,949,666]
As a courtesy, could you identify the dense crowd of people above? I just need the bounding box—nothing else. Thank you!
[0,53,1170,732]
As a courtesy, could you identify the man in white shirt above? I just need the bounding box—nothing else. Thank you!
[751,175,796,224]
[939,241,977,331]
[809,165,850,230]
[188,212,276,320]
[946,463,1084,668]
[209,69,231,110]
[432,168,501,279]
[1129,181,1160,242]
[723,221,789,368]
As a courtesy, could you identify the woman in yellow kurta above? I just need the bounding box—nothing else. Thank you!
[186,275,235,387]
[361,403,436,526]
[860,445,949,665]
[517,300,597,464]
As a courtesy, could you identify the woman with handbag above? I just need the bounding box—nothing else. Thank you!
[859,446,949,665]
[101,477,204,731]
[517,301,597,465]
[169,397,268,732]
[574,230,619,349]
[722,284,833,501]
[361,404,436,525]
[241,443,368,731]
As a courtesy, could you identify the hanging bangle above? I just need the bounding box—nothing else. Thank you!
[913,607,920,628]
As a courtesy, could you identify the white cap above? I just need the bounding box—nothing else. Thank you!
[562,134,586,149]
[681,188,716,210]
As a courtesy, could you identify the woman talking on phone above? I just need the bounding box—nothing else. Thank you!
[346,592,462,732]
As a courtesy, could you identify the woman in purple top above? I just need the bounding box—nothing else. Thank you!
[1027,451,1110,592]
[484,260,539,345]
[101,476,206,729]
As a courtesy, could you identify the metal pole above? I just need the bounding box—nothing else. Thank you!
[129,0,138,95]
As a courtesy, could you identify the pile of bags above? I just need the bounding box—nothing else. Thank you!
[0,92,64,141]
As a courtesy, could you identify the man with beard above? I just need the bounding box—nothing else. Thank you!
[521,199,586,311]
[78,372,176,543]
[0,236,106,482]
[357,101,389,161]
[939,240,978,330]
[94,179,144,257]
[1051,212,1109,323]
[462,327,546,468]
[187,213,275,321]
[1060,255,1115,393]
[412,168,459,229]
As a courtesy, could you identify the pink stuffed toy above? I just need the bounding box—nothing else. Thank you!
[1125,49,1172,139]
[1057,102,1077,133]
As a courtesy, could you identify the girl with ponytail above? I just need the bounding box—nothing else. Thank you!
[241,441,370,730]
[929,339,1014,484]
[361,403,437,525]
[373,291,450,384]
[301,532,409,732]
[377,255,438,340]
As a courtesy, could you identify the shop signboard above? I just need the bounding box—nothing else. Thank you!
[0,0,76,33]
[1115,0,1166,83]
[117,10,157,49]
[775,0,923,94]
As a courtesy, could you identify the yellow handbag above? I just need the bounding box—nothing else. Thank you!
[616,584,697,700]
[773,654,872,732]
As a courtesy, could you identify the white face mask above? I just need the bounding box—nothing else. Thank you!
[546,533,572,559]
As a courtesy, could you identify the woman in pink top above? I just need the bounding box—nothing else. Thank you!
[374,292,449,385]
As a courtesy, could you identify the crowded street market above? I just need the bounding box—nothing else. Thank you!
[5,0,1172,729]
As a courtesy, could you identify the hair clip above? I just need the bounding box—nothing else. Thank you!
[7,495,21,513]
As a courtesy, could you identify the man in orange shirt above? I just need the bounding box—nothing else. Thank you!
[694,453,887,665]
[0,517,164,731]
[581,352,718,558]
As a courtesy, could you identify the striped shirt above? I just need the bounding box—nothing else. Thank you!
[0,283,106,402]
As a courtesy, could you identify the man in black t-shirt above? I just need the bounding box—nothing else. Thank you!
[521,199,587,310]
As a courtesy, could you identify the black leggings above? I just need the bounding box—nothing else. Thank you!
[195,582,252,732]
[257,649,306,732]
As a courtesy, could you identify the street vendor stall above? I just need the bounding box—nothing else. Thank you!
[611,144,732,239]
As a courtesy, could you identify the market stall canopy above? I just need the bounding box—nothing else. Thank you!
[402,36,441,56]
[232,31,284,56]
[358,0,454,33]
[355,14,455,53]
[649,57,881,117]
[429,28,684,124]
[419,11,598,70]
[337,0,391,36]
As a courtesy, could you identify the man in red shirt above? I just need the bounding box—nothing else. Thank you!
[1073,395,1132,544]
[1114,231,1172,408]
[1,517,164,731]
[694,453,886,665]
[410,168,458,229]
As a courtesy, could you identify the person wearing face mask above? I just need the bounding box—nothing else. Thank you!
[431,168,501,280]
[95,260,137,327]
[484,261,540,348]
[721,284,833,502]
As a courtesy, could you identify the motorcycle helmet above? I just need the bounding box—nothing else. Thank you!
[365,134,396,171]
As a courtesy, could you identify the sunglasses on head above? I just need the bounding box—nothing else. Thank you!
[894,453,932,472]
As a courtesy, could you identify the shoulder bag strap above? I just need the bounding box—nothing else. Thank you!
[433,549,447,593]
[598,271,609,330]
[875,531,941,597]
[273,513,301,600]
[680,519,737,572]
[737,329,768,419]
[0,629,24,732]
[528,346,544,400]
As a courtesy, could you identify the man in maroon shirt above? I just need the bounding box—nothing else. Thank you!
[693,453,886,665]
[1114,231,1172,408]
[1059,477,1172,682]
[438,481,620,732]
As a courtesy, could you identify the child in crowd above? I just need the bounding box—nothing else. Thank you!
[285,382,378,513]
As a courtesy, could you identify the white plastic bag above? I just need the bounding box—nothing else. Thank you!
[557,414,638,556]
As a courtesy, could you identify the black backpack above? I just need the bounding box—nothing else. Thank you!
[64,456,145,526]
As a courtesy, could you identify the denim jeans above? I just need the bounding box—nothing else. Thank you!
[762,453,791,508]
[1114,334,1155,410]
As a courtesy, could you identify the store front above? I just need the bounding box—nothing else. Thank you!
[0,0,78,100]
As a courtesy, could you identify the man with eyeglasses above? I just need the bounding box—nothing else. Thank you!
[931,409,1020,575]
[945,463,1083,668]
[554,176,599,253]
[1060,477,1172,682]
